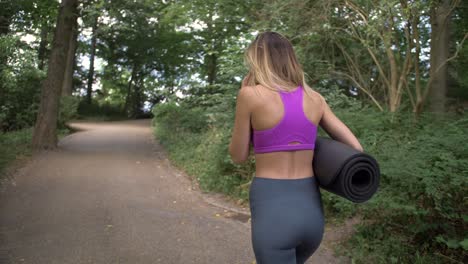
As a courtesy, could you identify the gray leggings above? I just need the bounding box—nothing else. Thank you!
[249,176,325,264]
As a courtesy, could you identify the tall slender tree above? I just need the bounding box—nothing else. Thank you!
[86,14,99,104]
[429,0,456,112]
[32,0,79,150]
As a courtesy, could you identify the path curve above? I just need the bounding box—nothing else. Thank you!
[0,119,351,264]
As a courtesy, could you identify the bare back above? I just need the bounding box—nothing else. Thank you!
[249,85,323,179]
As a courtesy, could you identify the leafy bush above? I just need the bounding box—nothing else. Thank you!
[331,109,468,263]
[58,96,80,128]
[153,101,208,133]
[316,82,363,111]
[152,85,467,263]
[152,99,253,198]
[0,127,33,174]
[0,35,44,131]
[76,99,126,120]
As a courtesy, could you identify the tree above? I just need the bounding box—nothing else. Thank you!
[32,0,79,150]
[0,1,18,73]
[62,10,79,96]
[164,0,250,85]
[429,0,457,112]
[86,14,98,103]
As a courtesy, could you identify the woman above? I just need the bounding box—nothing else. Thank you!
[228,31,363,264]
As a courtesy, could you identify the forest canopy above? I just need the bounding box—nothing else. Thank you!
[0,0,467,263]
[1,0,467,131]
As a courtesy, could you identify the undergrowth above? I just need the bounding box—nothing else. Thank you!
[152,86,467,263]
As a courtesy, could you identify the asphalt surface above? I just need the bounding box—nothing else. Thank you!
[0,119,351,264]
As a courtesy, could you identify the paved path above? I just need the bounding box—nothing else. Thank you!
[0,119,351,264]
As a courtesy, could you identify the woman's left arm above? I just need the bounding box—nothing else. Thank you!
[229,87,252,164]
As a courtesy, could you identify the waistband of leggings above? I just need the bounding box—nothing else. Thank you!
[251,176,319,188]
[250,176,320,198]
[253,176,316,182]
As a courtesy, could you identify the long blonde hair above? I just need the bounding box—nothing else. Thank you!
[243,31,314,96]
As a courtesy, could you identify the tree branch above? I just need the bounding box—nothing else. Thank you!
[331,70,384,111]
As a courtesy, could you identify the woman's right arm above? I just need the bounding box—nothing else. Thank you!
[318,94,364,152]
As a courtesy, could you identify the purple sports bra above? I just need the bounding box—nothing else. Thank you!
[251,85,318,154]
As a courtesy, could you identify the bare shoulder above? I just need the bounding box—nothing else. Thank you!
[238,85,257,96]
[304,87,324,105]
[239,84,267,105]
[236,85,259,109]
[238,85,258,101]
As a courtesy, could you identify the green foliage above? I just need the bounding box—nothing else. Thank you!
[153,102,208,133]
[0,127,71,179]
[330,109,468,263]
[76,99,126,121]
[58,96,80,128]
[0,34,44,131]
[152,97,254,198]
[0,128,33,175]
[4,0,468,262]
[449,0,468,100]
[153,87,467,262]
[316,82,363,110]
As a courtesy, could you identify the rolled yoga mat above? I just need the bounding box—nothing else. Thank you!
[312,136,380,203]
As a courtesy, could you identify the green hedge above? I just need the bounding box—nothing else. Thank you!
[333,110,467,263]
[152,90,467,263]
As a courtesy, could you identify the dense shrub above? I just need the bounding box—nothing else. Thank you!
[153,102,208,133]
[76,99,126,120]
[58,96,80,128]
[0,35,44,131]
[0,127,33,174]
[334,110,468,263]
[152,84,467,263]
[152,100,253,196]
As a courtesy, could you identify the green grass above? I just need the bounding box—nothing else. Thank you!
[0,127,34,175]
[0,127,72,178]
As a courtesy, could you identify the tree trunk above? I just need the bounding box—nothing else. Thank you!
[0,7,11,36]
[86,15,98,104]
[32,0,78,150]
[413,14,423,114]
[38,22,49,70]
[124,64,138,117]
[206,53,217,85]
[62,16,79,96]
[133,75,144,118]
[429,0,451,113]
[204,8,218,85]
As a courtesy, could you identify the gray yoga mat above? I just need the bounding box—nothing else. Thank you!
[312,137,380,203]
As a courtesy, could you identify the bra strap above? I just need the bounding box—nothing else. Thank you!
[279,86,303,118]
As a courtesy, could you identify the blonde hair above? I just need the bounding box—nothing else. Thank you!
[243,31,314,96]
